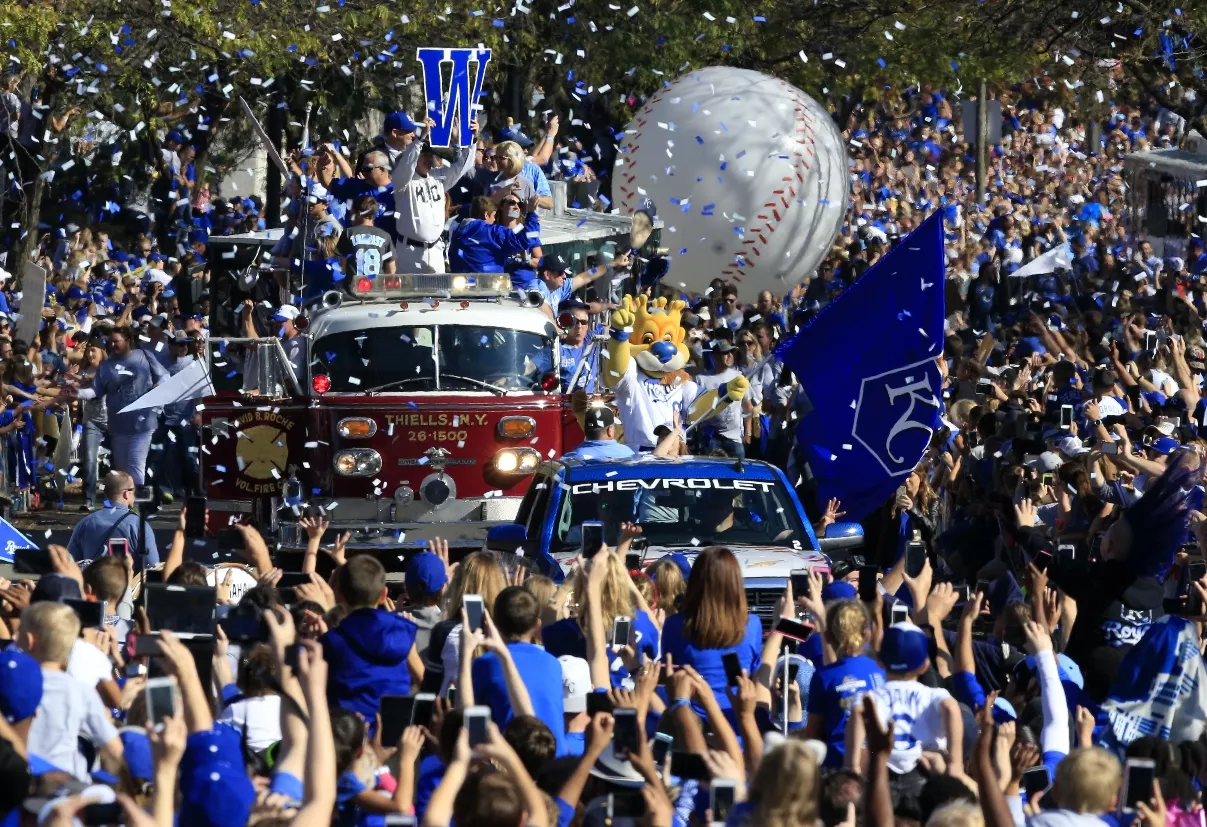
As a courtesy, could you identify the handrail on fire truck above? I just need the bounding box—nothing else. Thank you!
[207,337,305,399]
[313,272,545,313]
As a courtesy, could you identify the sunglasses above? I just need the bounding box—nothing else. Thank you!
[571,318,589,327]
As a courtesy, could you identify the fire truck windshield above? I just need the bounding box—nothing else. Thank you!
[313,325,555,393]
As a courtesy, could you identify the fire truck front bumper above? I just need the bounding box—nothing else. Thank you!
[275,494,523,553]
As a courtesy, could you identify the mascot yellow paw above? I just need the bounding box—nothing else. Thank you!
[725,374,751,404]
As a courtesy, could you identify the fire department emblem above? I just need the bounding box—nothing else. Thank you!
[237,424,291,480]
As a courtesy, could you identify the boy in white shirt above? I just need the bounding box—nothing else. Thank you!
[18,602,123,781]
[866,622,964,808]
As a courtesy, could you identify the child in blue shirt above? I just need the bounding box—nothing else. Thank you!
[803,599,886,767]
[470,586,568,754]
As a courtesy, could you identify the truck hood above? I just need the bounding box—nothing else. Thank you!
[555,545,828,580]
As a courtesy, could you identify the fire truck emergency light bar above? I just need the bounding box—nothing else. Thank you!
[352,273,513,297]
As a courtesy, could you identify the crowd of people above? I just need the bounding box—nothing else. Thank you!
[1,54,1207,827]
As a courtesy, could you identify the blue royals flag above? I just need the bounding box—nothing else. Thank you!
[778,210,946,521]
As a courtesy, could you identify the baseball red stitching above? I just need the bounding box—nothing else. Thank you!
[620,74,824,286]
[721,84,815,283]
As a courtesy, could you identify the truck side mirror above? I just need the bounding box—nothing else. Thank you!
[817,521,864,555]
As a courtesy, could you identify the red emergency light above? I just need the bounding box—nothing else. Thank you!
[312,374,331,394]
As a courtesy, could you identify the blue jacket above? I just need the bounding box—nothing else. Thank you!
[80,349,169,435]
[471,642,567,754]
[448,212,539,274]
[321,608,418,719]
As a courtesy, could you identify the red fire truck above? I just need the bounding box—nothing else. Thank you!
[198,272,592,557]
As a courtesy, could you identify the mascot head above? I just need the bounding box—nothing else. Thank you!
[622,294,689,376]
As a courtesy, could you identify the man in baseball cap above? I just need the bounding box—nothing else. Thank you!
[382,112,420,164]
[534,253,624,319]
[562,406,634,461]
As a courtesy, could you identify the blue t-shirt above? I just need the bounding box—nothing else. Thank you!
[806,654,886,767]
[414,753,444,823]
[537,277,575,310]
[541,610,659,686]
[522,160,553,198]
[335,771,384,827]
[471,641,567,754]
[660,613,763,712]
[563,730,586,758]
[559,341,592,391]
[560,439,635,462]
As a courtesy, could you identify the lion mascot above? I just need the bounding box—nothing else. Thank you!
[595,294,748,450]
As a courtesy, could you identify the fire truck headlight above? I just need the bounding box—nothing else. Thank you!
[334,449,382,476]
[492,448,540,475]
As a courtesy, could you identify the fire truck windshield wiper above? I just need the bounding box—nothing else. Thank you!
[439,374,508,396]
[363,376,438,394]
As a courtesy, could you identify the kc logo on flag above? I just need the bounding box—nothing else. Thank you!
[777,210,946,521]
[416,48,491,148]
[853,359,942,476]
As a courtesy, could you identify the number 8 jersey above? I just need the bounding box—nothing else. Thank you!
[338,225,395,279]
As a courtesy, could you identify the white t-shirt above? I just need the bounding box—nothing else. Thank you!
[28,669,119,781]
[695,367,751,441]
[68,640,113,689]
[612,359,698,450]
[1096,395,1125,417]
[867,680,952,774]
[219,695,283,752]
[1149,369,1179,395]
[440,623,463,696]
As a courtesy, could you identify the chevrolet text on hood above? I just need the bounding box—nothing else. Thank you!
[567,478,776,494]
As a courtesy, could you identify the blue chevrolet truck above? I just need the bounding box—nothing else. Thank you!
[485,455,862,628]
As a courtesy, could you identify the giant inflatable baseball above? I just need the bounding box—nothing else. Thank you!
[615,67,849,296]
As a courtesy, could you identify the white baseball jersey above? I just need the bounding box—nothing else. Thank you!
[612,358,698,450]
[391,140,476,246]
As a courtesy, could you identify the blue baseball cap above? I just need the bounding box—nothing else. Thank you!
[663,552,692,580]
[188,230,209,246]
[821,580,858,602]
[1013,653,1085,690]
[384,112,419,134]
[66,285,87,300]
[179,726,257,827]
[879,621,930,673]
[1149,436,1180,455]
[0,648,42,723]
[120,728,153,781]
[165,130,184,144]
[132,306,153,321]
[31,574,83,604]
[405,551,448,598]
[500,125,534,149]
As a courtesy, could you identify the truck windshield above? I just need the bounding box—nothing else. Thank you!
[551,476,809,552]
[314,326,555,393]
